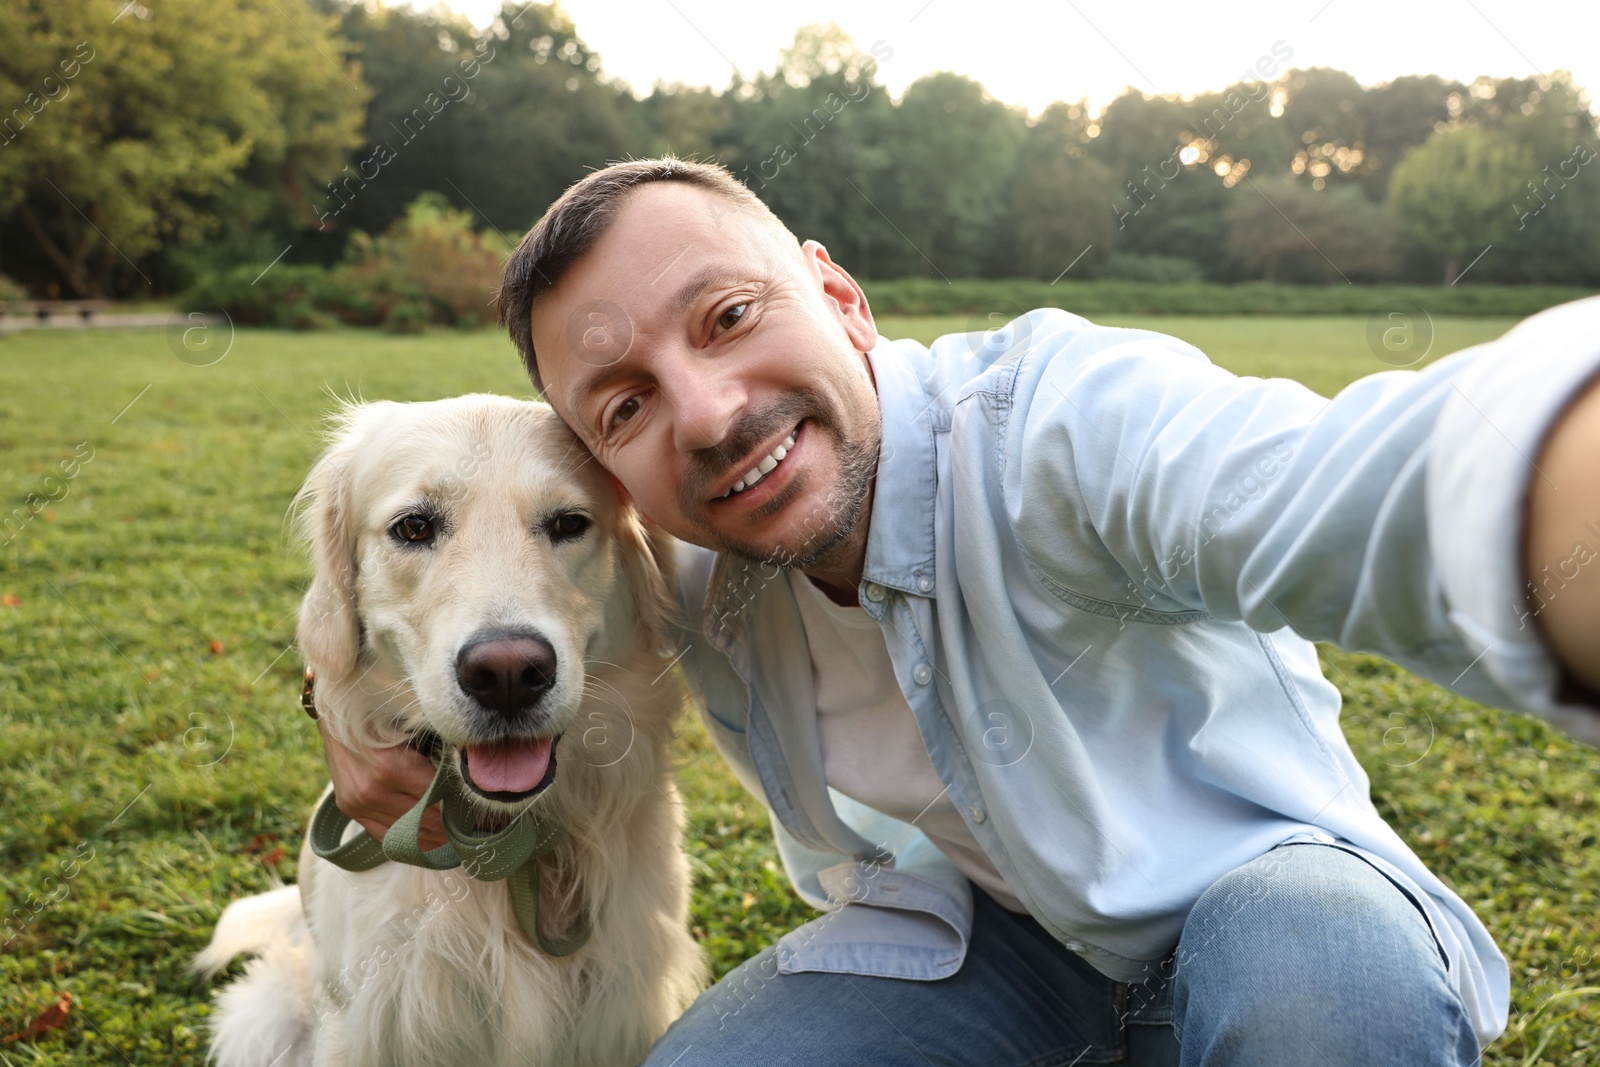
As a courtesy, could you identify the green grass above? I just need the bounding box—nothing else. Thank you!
[1,317,1596,1064]
[862,278,1597,318]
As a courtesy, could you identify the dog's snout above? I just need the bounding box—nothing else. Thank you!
[455,632,557,715]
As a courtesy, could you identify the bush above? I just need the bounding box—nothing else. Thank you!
[177,193,504,331]
[1096,253,1205,284]
[859,277,1596,317]
[177,263,358,329]
[0,273,30,303]
[382,299,431,334]
[1225,183,1400,284]
[338,192,503,329]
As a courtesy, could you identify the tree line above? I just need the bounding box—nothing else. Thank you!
[2,0,1597,299]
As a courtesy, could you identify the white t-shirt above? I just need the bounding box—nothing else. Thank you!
[789,570,1026,912]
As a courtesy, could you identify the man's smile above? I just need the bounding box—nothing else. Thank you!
[713,420,804,503]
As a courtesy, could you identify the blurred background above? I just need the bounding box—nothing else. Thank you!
[1,0,1598,325]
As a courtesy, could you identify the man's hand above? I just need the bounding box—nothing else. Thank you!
[1525,371,1600,696]
[317,717,448,851]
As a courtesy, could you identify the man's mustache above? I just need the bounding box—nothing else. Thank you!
[680,394,827,507]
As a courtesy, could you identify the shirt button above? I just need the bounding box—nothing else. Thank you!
[912,663,933,685]
[864,582,886,602]
[968,805,987,824]
[916,575,934,593]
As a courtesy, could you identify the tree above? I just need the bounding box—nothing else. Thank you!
[1387,125,1534,282]
[1086,89,1228,277]
[1358,74,1462,198]
[313,2,639,242]
[1226,181,1398,282]
[1465,72,1600,285]
[636,83,735,161]
[441,3,639,235]
[722,25,896,274]
[1273,67,1370,192]
[1002,102,1119,279]
[878,72,1026,276]
[0,0,365,297]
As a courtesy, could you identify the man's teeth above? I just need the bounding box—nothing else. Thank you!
[726,431,798,497]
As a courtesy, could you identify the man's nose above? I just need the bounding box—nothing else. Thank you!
[666,358,747,456]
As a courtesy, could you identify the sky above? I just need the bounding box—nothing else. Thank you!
[421,0,1600,116]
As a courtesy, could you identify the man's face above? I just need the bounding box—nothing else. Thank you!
[529,183,882,571]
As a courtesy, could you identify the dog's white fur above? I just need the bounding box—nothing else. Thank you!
[195,395,705,1066]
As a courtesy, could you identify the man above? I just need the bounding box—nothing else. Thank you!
[321,158,1600,1064]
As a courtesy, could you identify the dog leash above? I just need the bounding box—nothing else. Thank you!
[301,669,591,956]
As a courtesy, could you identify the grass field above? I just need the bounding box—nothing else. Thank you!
[1,315,1596,1064]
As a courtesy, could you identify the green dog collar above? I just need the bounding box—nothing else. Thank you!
[307,698,589,956]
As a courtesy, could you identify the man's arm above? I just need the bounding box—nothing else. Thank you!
[1525,371,1600,694]
[1000,299,1600,740]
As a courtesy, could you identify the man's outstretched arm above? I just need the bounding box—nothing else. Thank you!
[1525,370,1600,695]
[1003,298,1600,742]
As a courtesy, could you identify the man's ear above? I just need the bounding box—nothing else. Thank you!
[292,415,364,682]
[802,239,878,352]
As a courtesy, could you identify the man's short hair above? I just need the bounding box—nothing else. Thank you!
[498,157,784,394]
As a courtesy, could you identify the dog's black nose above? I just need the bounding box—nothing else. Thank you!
[455,633,557,715]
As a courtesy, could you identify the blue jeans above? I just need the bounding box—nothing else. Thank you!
[645,844,1480,1065]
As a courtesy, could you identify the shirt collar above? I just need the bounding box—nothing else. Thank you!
[859,334,941,598]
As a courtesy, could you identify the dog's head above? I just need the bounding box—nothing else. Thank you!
[293,394,677,810]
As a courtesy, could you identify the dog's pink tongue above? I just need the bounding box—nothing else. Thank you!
[464,738,552,793]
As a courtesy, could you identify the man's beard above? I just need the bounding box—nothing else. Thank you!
[680,389,880,573]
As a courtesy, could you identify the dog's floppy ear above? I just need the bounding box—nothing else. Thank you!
[614,506,681,654]
[292,411,366,681]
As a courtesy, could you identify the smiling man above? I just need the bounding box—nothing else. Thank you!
[320,158,1600,1065]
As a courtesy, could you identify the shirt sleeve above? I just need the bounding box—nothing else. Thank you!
[1004,299,1600,743]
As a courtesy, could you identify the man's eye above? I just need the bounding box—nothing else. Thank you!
[390,514,435,545]
[714,303,747,334]
[610,396,642,429]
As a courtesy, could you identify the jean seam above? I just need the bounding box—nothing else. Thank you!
[1275,841,1451,972]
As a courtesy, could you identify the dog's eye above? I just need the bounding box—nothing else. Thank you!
[390,514,436,545]
[547,512,590,542]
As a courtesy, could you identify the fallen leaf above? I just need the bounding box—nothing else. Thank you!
[42,509,55,522]
[1,991,72,1043]
[741,892,756,911]
[262,847,287,866]
[143,668,161,683]
[244,832,280,855]
[208,639,225,656]
[1,594,20,608]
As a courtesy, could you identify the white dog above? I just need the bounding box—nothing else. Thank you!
[195,395,705,1067]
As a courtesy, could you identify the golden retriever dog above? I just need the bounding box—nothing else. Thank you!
[194,395,704,1066]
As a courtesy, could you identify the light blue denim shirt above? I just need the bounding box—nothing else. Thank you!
[670,298,1600,1046]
